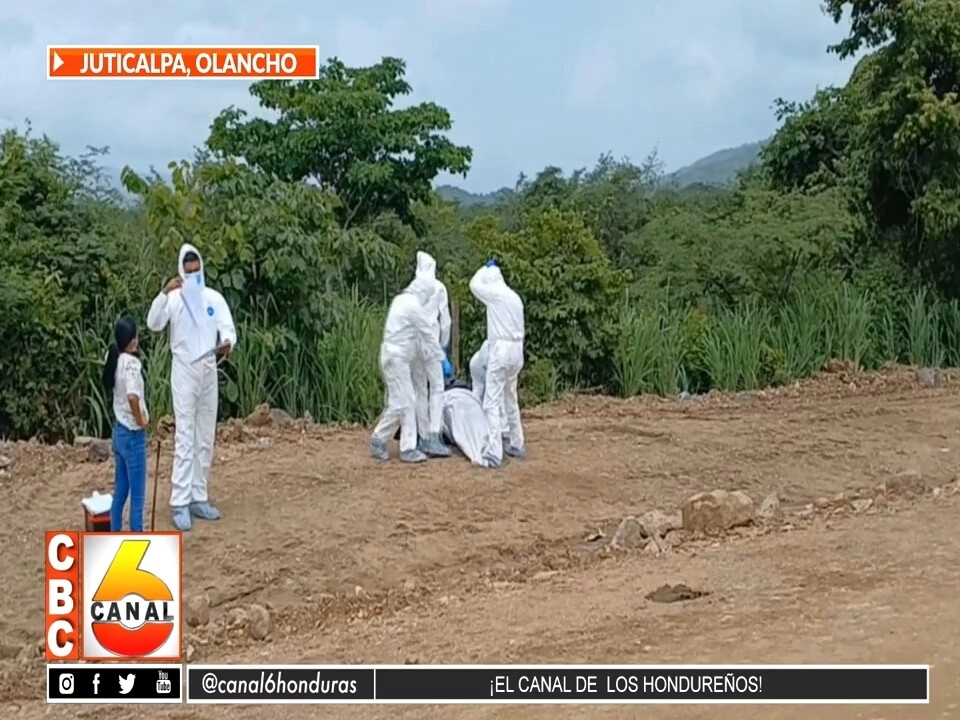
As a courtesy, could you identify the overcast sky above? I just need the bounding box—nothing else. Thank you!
[0,0,857,192]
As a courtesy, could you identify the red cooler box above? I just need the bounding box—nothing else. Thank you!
[81,491,113,532]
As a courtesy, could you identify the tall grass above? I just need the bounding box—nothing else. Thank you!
[613,280,958,398]
[699,300,769,392]
[773,284,828,378]
[904,287,944,367]
[142,334,173,425]
[63,276,960,438]
[72,294,384,437]
[823,283,873,369]
[941,299,960,367]
[309,299,384,423]
[615,302,690,396]
[223,314,282,418]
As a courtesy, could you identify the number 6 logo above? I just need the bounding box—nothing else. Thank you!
[83,534,182,660]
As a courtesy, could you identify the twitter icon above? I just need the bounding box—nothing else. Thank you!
[118,673,136,695]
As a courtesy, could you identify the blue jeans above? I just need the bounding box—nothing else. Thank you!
[111,424,147,532]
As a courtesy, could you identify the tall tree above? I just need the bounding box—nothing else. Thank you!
[764,0,960,295]
[206,57,472,229]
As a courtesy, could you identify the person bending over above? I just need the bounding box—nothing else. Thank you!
[371,277,446,463]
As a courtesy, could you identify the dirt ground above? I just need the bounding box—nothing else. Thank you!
[2,366,959,720]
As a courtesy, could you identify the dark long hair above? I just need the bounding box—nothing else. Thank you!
[102,316,138,397]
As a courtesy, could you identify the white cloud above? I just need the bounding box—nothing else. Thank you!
[565,43,617,108]
[0,0,508,171]
[0,0,861,191]
[417,0,509,28]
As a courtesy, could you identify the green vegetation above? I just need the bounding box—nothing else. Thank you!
[2,0,960,441]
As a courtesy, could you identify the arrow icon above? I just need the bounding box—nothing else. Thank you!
[52,52,64,72]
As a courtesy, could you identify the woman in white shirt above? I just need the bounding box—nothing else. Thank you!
[101,316,150,531]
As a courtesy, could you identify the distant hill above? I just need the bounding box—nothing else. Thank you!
[666,141,765,187]
[435,184,511,206]
[434,140,767,206]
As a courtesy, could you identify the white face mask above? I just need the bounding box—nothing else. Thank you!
[181,270,207,326]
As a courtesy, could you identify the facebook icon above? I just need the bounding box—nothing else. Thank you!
[92,673,100,695]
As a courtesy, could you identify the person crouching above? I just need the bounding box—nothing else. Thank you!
[102,316,150,532]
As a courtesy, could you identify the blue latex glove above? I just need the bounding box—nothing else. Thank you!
[485,258,498,267]
[442,357,454,379]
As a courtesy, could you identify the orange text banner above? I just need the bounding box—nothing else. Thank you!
[47,45,320,79]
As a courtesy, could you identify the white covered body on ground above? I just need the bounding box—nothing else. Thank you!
[441,387,495,467]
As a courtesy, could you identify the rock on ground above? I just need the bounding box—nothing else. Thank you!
[245,404,272,427]
[681,489,756,532]
[645,583,709,603]
[664,529,685,547]
[610,517,643,548]
[226,607,248,629]
[637,510,682,537]
[915,367,941,388]
[643,539,662,555]
[269,409,293,427]
[851,498,874,513]
[87,440,111,463]
[884,470,926,497]
[185,594,210,627]
[247,604,272,641]
[758,492,781,520]
[610,509,682,550]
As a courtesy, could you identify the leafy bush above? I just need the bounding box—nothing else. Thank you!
[458,208,630,390]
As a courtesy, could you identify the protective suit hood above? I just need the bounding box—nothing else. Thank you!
[178,243,205,279]
[404,275,436,306]
[415,251,437,280]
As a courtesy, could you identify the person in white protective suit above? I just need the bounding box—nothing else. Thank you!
[409,251,452,458]
[468,260,526,467]
[370,277,446,463]
[468,340,508,444]
[147,244,237,531]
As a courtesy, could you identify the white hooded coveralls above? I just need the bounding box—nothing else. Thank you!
[147,243,237,508]
[409,251,451,440]
[468,340,508,430]
[371,279,445,452]
[469,264,525,462]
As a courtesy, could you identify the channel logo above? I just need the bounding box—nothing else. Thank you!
[81,533,182,660]
[46,532,183,660]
